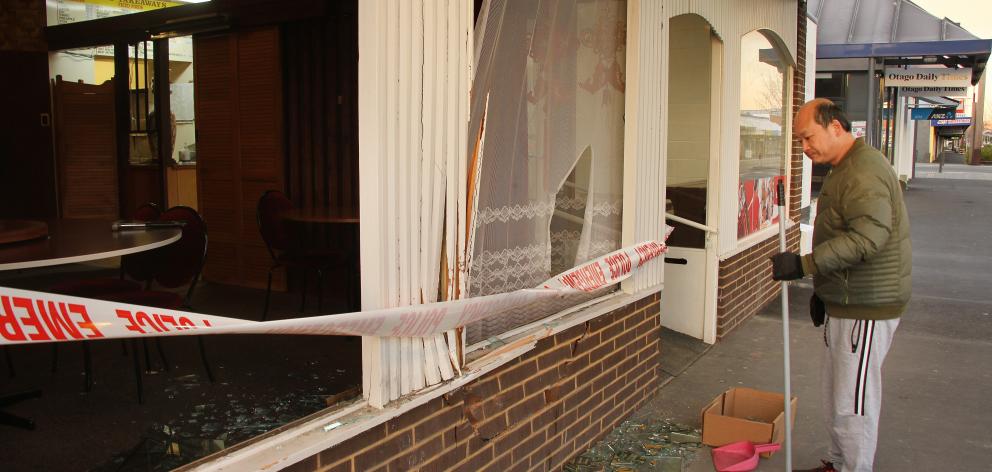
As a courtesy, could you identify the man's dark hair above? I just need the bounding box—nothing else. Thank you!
[813,101,852,132]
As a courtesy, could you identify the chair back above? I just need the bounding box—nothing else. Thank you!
[257,190,293,256]
[154,206,208,295]
[122,202,163,283]
[132,202,161,221]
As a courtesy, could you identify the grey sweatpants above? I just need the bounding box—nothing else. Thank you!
[821,315,899,472]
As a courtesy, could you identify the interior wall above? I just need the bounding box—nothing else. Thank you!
[1,0,56,218]
[282,2,359,215]
[50,52,96,83]
[0,0,46,52]
[665,14,713,250]
[170,56,195,162]
[666,15,712,187]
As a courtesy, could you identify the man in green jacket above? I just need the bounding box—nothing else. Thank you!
[772,99,911,472]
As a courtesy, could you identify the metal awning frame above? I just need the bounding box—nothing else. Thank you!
[817,39,992,84]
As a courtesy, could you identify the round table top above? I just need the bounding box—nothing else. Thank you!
[0,218,182,271]
[0,220,49,245]
[282,208,360,224]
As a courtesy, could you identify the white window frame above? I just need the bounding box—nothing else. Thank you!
[725,30,796,259]
[463,0,667,355]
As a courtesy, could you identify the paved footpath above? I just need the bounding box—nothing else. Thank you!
[623,175,992,471]
[914,162,992,180]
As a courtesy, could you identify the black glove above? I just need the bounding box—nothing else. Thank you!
[771,252,803,280]
[809,293,825,327]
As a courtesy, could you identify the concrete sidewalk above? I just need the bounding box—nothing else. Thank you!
[913,162,992,180]
[629,176,992,471]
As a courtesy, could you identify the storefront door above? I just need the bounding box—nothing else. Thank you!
[660,15,721,343]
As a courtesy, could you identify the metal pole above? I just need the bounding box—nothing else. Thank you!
[777,180,793,471]
[866,59,876,148]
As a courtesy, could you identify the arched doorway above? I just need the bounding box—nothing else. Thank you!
[661,14,722,343]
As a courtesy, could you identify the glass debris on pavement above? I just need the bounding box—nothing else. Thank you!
[564,419,702,472]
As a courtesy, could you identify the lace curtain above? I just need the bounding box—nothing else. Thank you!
[466,0,627,344]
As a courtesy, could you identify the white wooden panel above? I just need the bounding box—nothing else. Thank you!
[894,96,914,180]
[802,19,817,209]
[622,0,667,294]
[359,0,471,409]
[659,247,707,337]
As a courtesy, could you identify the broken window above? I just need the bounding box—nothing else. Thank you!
[465,0,627,344]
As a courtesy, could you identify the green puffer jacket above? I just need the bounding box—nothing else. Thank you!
[800,138,912,320]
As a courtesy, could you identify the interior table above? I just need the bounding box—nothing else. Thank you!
[0,218,181,271]
[279,208,359,311]
[0,219,180,429]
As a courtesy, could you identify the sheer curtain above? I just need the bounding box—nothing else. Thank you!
[466,0,627,344]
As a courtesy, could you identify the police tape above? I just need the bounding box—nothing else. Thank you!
[0,239,668,345]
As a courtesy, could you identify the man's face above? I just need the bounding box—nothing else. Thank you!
[795,110,840,165]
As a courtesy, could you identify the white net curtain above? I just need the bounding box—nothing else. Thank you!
[466,0,627,344]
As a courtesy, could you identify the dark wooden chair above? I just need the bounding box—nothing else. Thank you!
[110,206,213,403]
[49,203,162,391]
[257,190,345,320]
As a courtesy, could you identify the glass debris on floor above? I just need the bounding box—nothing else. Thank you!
[564,418,702,472]
[90,370,356,472]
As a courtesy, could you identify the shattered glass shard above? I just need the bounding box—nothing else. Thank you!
[566,418,699,471]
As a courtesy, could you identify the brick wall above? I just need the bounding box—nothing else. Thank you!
[0,0,46,52]
[716,1,807,340]
[281,293,662,472]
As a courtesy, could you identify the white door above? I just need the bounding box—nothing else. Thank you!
[660,16,721,343]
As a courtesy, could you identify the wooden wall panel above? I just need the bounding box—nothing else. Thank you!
[283,3,359,215]
[52,78,118,219]
[0,51,57,219]
[194,27,283,289]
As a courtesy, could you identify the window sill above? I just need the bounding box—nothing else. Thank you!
[722,219,796,260]
[180,285,663,472]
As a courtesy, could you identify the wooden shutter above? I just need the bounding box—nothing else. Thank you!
[194,27,284,289]
[52,77,118,219]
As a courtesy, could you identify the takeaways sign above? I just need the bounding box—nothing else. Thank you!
[884,67,972,88]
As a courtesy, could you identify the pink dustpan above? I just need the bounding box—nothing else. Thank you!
[711,441,781,472]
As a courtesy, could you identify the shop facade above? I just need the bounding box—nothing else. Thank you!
[6,0,806,470]
[189,0,804,470]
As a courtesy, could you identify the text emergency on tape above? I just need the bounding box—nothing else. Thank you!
[0,239,668,345]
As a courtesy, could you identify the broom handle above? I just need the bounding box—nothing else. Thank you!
[777,179,792,471]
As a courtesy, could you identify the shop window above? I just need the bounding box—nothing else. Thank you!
[737,30,788,239]
[466,0,627,345]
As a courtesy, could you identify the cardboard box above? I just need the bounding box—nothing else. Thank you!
[700,387,797,457]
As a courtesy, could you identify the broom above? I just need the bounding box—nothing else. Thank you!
[777,179,793,471]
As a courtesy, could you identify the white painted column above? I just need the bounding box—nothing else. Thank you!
[621,0,667,293]
[894,95,914,181]
[802,19,817,210]
[359,0,472,408]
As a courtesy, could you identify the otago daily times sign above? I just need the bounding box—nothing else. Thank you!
[884,67,972,88]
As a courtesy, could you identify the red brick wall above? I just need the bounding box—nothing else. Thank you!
[280,293,661,472]
[716,1,807,340]
[0,0,46,52]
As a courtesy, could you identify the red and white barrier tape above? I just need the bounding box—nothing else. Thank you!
[0,239,667,345]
